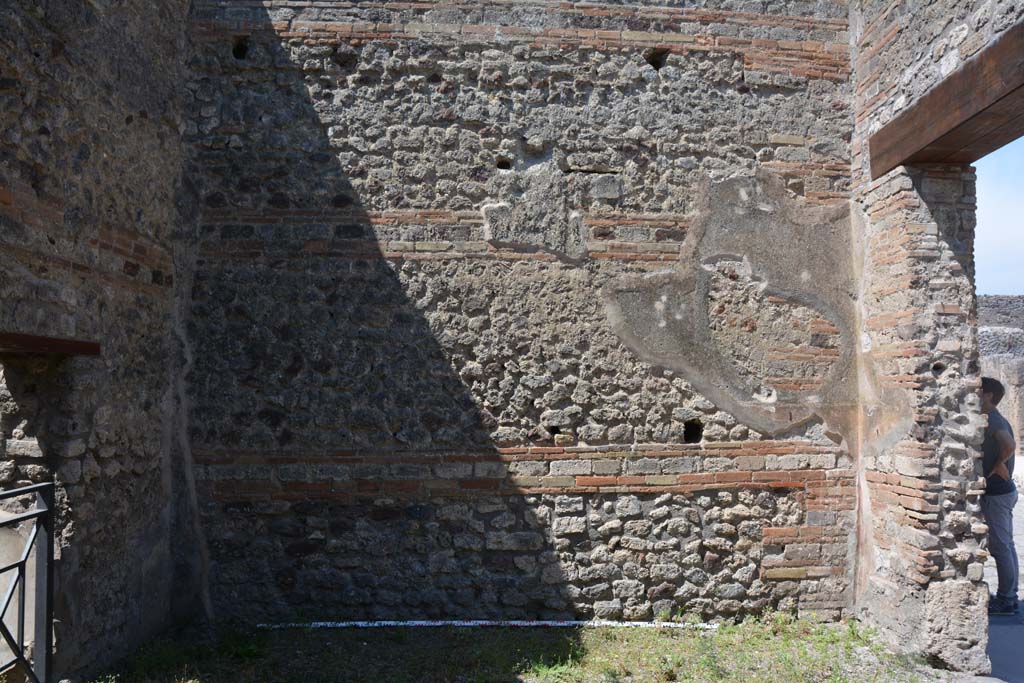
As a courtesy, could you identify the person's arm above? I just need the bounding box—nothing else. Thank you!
[992,429,1016,481]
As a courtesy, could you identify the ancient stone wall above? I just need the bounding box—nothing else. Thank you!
[979,296,1024,329]
[852,0,1023,136]
[185,1,862,624]
[0,0,1018,676]
[0,0,204,677]
[849,0,1023,672]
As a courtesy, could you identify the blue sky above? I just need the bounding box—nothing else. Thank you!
[975,137,1024,295]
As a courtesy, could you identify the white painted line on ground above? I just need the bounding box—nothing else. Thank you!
[256,619,717,630]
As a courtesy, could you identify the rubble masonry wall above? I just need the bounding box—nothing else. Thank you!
[1,0,1021,676]
[185,0,861,625]
[0,0,205,676]
[849,0,1023,671]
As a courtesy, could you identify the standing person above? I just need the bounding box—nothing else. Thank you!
[980,376,1019,615]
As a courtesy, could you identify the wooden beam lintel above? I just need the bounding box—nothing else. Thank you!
[0,333,101,356]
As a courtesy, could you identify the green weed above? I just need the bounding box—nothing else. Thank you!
[87,617,939,683]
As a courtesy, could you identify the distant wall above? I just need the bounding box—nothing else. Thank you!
[978,296,1024,488]
[979,295,1024,329]
[0,0,204,677]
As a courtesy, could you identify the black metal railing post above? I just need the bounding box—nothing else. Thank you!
[0,481,54,683]
[34,483,53,683]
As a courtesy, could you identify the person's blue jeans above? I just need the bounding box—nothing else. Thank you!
[982,490,1019,600]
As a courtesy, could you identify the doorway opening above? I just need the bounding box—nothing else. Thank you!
[975,136,1024,679]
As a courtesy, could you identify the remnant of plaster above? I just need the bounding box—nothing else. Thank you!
[603,174,929,651]
[166,233,213,623]
[480,202,511,241]
[603,170,860,438]
[481,161,588,260]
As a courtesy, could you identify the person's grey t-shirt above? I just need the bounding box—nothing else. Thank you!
[984,409,1016,495]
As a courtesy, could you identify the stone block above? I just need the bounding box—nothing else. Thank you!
[473,461,508,478]
[592,459,622,475]
[764,568,807,580]
[660,457,698,473]
[550,460,592,476]
[540,476,576,488]
[5,439,43,458]
[485,532,545,551]
[623,602,653,620]
[612,579,645,599]
[278,464,313,481]
[614,496,642,517]
[541,564,567,584]
[716,583,746,600]
[553,516,587,535]
[554,495,584,513]
[434,462,474,479]
[593,599,622,619]
[508,461,548,477]
[624,458,660,475]
[924,580,989,673]
[589,174,622,199]
[650,563,681,581]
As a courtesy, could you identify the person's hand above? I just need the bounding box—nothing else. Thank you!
[994,462,1011,481]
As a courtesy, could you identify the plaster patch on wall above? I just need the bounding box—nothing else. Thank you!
[603,171,860,438]
[481,161,587,260]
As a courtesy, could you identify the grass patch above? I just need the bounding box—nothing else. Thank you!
[89,615,941,683]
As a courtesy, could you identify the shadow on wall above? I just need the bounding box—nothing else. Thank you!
[0,356,123,671]
[0,356,62,664]
[184,6,585,644]
[185,2,829,643]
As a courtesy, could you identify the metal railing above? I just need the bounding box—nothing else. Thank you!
[0,483,53,683]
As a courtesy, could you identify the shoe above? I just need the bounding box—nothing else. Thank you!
[989,595,1019,615]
